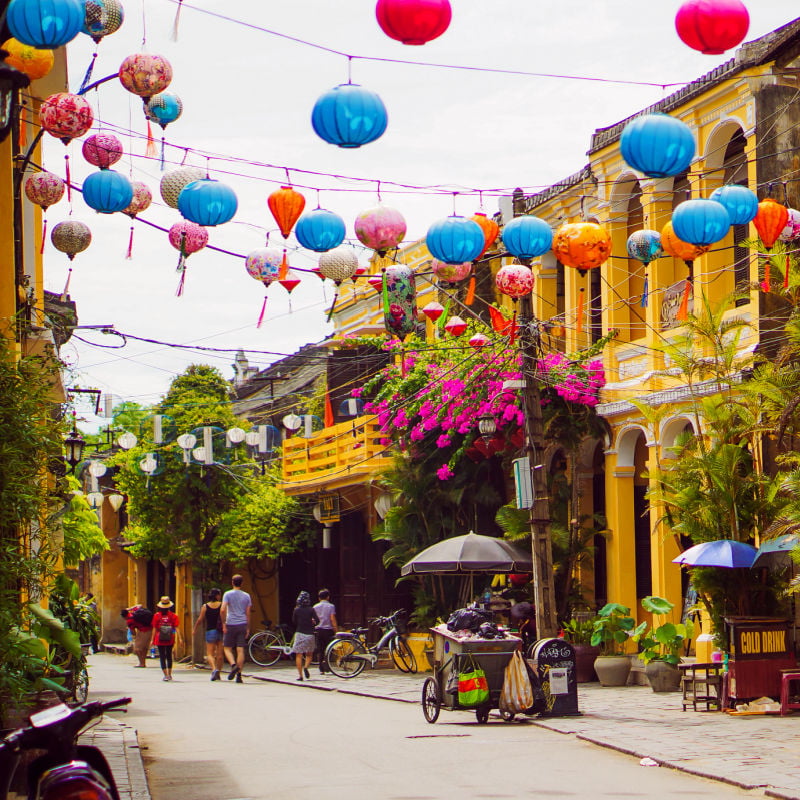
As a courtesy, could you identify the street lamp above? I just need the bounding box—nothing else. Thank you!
[64,427,85,470]
[0,50,30,144]
[477,412,497,445]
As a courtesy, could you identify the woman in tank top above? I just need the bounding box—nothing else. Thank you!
[193,588,224,680]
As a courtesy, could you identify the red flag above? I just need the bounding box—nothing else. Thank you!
[324,392,334,428]
[489,306,513,336]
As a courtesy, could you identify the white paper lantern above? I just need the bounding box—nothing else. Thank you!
[318,247,359,283]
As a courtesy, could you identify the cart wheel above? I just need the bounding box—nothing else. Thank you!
[475,705,490,724]
[422,677,441,724]
[500,709,515,722]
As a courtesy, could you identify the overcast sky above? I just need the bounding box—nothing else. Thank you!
[42,0,800,427]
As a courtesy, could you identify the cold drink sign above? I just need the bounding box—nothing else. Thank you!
[731,621,790,660]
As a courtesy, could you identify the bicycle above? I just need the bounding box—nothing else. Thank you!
[247,620,294,666]
[325,609,417,678]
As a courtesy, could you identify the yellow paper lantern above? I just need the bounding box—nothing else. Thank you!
[2,38,54,81]
[660,220,709,262]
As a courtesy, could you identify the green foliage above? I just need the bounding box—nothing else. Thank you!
[590,602,638,655]
[60,477,109,567]
[633,596,693,665]
[561,617,594,645]
[48,574,98,647]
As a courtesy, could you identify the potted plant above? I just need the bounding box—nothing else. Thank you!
[633,595,694,692]
[590,602,639,686]
[562,618,599,682]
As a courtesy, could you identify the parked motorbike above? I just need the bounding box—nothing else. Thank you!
[0,697,131,800]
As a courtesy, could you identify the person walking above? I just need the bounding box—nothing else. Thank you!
[313,589,338,674]
[120,604,153,668]
[291,591,319,681]
[221,574,251,684]
[151,597,180,682]
[193,588,224,681]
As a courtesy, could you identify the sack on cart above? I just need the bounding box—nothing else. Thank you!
[499,651,534,714]
[446,607,491,633]
[457,656,489,707]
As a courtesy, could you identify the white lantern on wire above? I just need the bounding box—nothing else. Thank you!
[107,493,125,511]
[87,491,105,507]
[139,453,158,475]
[226,426,246,446]
[117,432,137,450]
[88,460,107,478]
[318,247,359,283]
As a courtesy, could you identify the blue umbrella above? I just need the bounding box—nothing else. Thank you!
[753,534,800,565]
[672,540,757,568]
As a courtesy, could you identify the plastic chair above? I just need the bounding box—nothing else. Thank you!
[779,670,800,716]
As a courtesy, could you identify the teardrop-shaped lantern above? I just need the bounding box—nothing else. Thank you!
[754,198,789,250]
[355,205,407,255]
[422,301,444,322]
[296,208,346,252]
[671,199,730,246]
[245,248,283,285]
[675,0,749,55]
[660,221,709,261]
[168,220,208,255]
[552,222,612,273]
[25,171,64,210]
[620,113,696,179]
[375,0,452,45]
[82,0,124,43]
[160,166,205,209]
[279,270,301,293]
[123,181,152,218]
[118,53,172,98]
[427,216,484,264]
[51,220,91,260]
[367,274,384,291]
[431,259,471,282]
[709,184,758,225]
[501,215,553,259]
[40,92,93,144]
[626,230,662,265]
[144,91,182,130]
[82,132,123,169]
[7,0,84,48]
[268,185,306,239]
[311,83,388,148]
[178,179,238,226]
[82,169,134,214]
[469,332,490,348]
[471,212,500,260]
[444,315,467,337]
[495,263,534,298]
[2,38,54,80]
[780,209,800,242]
[318,247,360,283]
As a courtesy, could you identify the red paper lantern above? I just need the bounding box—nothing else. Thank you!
[40,92,93,144]
[470,212,499,260]
[82,132,123,169]
[444,315,467,337]
[469,332,490,348]
[754,198,789,250]
[675,0,749,56]
[375,0,452,45]
[268,185,306,239]
[279,270,301,293]
[422,301,444,322]
[367,275,383,291]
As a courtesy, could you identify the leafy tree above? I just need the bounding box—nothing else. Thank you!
[59,477,109,567]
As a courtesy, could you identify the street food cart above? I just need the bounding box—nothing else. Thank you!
[421,625,523,723]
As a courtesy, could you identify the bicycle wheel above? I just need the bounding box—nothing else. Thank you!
[389,636,417,674]
[326,638,367,678]
[421,677,440,723]
[248,632,283,666]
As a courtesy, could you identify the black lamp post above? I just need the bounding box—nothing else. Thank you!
[64,427,85,470]
[0,50,30,144]
[477,412,497,445]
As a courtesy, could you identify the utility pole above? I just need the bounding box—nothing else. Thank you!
[517,293,558,639]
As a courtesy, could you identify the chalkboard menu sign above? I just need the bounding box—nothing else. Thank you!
[529,638,580,717]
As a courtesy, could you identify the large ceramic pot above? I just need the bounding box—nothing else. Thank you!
[573,644,601,682]
[645,660,681,692]
[593,654,631,687]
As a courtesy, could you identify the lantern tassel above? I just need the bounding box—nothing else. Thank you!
[160,136,166,170]
[761,258,771,293]
[508,309,518,346]
[61,266,73,300]
[145,120,157,158]
[785,254,791,290]
[77,52,98,95]
[256,296,268,328]
[576,287,585,334]
[126,225,134,260]
[640,273,649,308]
[176,266,187,297]
[465,276,476,305]
[40,217,47,255]
[170,0,183,41]
[65,155,71,203]
[676,278,692,322]
[176,251,186,272]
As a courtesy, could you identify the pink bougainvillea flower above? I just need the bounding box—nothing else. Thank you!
[436,464,454,481]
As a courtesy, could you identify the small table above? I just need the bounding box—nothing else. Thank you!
[679,662,724,711]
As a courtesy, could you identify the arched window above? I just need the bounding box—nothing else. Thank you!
[723,130,749,305]
[627,183,646,339]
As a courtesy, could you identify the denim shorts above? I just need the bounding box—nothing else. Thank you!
[205,629,223,644]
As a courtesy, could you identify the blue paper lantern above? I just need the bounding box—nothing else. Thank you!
[426,216,484,264]
[144,92,183,130]
[501,215,553,259]
[296,208,346,252]
[709,184,758,226]
[8,0,84,48]
[311,84,388,148]
[178,179,238,226]
[626,229,662,265]
[672,199,731,246]
[620,113,696,179]
[82,169,134,214]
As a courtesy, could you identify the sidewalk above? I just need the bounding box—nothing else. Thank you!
[85,655,800,800]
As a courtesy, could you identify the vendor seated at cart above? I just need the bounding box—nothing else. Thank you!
[510,601,536,647]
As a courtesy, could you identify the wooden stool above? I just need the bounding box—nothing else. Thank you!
[779,670,800,716]
[680,663,723,711]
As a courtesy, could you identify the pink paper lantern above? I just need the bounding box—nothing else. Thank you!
[675,0,749,55]
[431,258,471,282]
[82,133,123,169]
[40,93,93,144]
[780,209,800,242]
[25,171,65,210]
[354,204,407,255]
[118,53,173,98]
[123,181,152,218]
[495,263,534,299]
[168,220,208,256]
[375,0,452,45]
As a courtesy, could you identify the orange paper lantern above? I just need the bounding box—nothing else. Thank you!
[268,186,306,239]
[552,222,612,273]
[660,221,709,262]
[754,198,789,250]
[470,211,500,260]
[2,38,53,80]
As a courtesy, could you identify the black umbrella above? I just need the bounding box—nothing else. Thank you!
[400,532,532,576]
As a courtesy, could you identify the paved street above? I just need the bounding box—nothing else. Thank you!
[79,652,800,800]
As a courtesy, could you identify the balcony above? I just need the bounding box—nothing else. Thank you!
[280,415,394,495]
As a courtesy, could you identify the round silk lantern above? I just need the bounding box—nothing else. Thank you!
[470,212,500,260]
[626,229,662,264]
[2,38,54,80]
[296,208,346,252]
[311,83,388,148]
[82,0,124,43]
[40,92,93,144]
[268,185,305,239]
[469,332,490,348]
[318,247,360,283]
[422,301,444,322]
[431,258,471,282]
[355,205,407,255]
[754,198,789,250]
[620,113,695,179]
[118,53,172,98]
[660,221,709,261]
[51,220,91,260]
[82,132,123,169]
[7,0,83,48]
[82,169,133,214]
[495,263,534,298]
[245,248,282,285]
[123,181,152,217]
[501,215,553,259]
[160,166,204,209]
[144,91,182,129]
[552,222,612,274]
[672,199,730,246]
[675,0,749,55]
[169,220,207,255]
[709,184,758,225]
[780,208,800,242]
[375,0,452,45]
[25,171,64,210]
[426,216,484,264]
[178,179,238,226]
[444,315,467,337]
